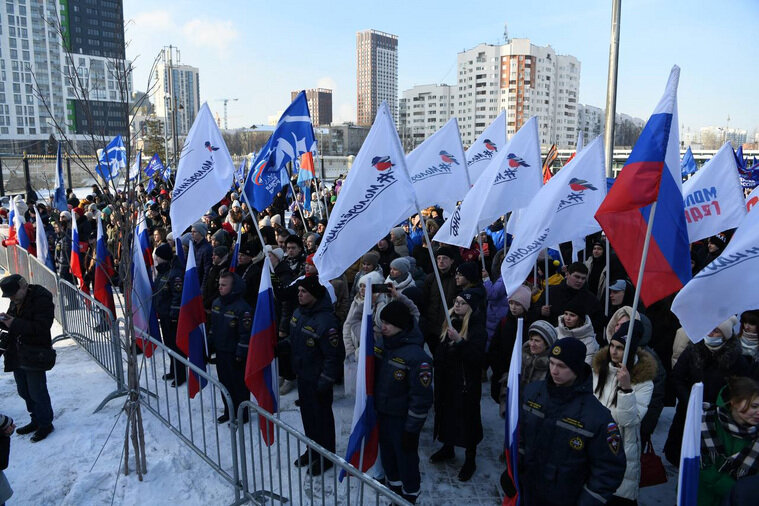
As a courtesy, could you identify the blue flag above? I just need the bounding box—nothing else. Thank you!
[680,146,697,179]
[145,153,164,177]
[242,91,316,211]
[95,135,127,181]
[234,158,246,190]
[53,143,67,211]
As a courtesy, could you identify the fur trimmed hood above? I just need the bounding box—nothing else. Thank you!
[592,346,657,385]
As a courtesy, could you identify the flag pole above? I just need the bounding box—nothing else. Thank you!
[544,249,550,307]
[416,201,454,330]
[621,201,657,366]
[603,0,622,178]
[462,167,487,272]
[605,237,611,316]
[287,165,310,233]
[238,185,271,249]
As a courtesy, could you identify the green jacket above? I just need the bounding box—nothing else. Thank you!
[698,389,754,506]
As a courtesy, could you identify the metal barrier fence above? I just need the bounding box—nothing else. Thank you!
[0,243,8,273]
[56,278,127,412]
[237,402,410,506]
[134,329,241,504]
[27,254,63,326]
[7,244,30,281]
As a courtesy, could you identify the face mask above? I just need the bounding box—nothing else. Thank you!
[703,335,724,348]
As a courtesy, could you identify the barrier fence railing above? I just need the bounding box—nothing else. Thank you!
[27,254,63,326]
[0,243,8,272]
[7,244,30,281]
[236,401,410,506]
[134,329,241,504]
[55,278,127,412]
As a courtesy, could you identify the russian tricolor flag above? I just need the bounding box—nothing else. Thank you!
[244,256,279,445]
[503,318,523,506]
[34,210,54,270]
[677,382,703,506]
[94,215,116,316]
[340,283,379,481]
[137,210,153,274]
[176,241,208,398]
[228,227,241,273]
[69,212,87,293]
[595,66,691,306]
[12,200,30,250]
[131,223,161,358]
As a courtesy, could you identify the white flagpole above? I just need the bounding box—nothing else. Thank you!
[238,188,270,249]
[622,201,657,366]
[417,204,454,330]
[462,165,487,272]
[605,237,611,316]
[544,249,550,307]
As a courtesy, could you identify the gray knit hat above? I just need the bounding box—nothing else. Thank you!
[191,221,208,236]
[528,320,558,348]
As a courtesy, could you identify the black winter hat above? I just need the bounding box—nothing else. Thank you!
[240,240,261,257]
[298,275,326,300]
[550,337,587,379]
[436,245,457,261]
[0,274,23,297]
[563,299,587,323]
[456,261,480,285]
[380,300,413,330]
[611,320,643,369]
[154,243,173,261]
[458,288,483,311]
[213,245,229,258]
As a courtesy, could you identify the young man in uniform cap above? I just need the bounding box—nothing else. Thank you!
[0,275,56,442]
[507,337,626,505]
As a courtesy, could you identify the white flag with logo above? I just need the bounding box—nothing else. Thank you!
[466,110,506,184]
[681,142,746,243]
[406,117,468,213]
[501,136,607,296]
[435,117,541,248]
[313,102,416,282]
[170,103,235,236]
[672,208,759,342]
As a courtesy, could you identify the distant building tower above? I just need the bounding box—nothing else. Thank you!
[356,29,398,126]
[154,47,200,138]
[291,89,333,126]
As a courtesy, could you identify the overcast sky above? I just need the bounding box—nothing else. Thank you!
[124,0,758,137]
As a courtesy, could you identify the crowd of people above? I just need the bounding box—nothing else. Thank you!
[1,174,759,506]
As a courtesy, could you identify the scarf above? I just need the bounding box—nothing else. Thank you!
[741,331,759,356]
[702,404,759,478]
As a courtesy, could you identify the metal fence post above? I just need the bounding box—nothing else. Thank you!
[0,157,5,197]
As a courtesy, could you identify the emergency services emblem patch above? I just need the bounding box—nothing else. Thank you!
[552,346,561,356]
[607,434,621,455]
[327,328,339,347]
[418,362,432,387]
[393,369,406,381]
[306,337,315,347]
[569,436,584,451]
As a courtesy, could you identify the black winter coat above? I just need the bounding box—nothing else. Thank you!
[0,285,55,372]
[208,274,253,359]
[531,280,605,335]
[237,256,264,311]
[375,326,433,433]
[193,239,213,287]
[488,310,535,403]
[520,367,626,506]
[153,261,183,321]
[203,257,230,310]
[433,310,487,449]
[420,267,457,351]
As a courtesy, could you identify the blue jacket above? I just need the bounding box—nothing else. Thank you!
[208,274,253,358]
[153,261,183,321]
[288,294,344,390]
[520,366,626,506]
[374,326,433,433]
[193,238,213,287]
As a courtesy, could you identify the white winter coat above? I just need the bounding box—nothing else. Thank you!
[556,315,598,365]
[591,348,657,500]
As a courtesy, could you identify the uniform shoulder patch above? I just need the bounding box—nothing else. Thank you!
[418,362,432,388]
[607,433,621,455]
[327,328,339,347]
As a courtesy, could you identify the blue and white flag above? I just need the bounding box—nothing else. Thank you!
[435,117,542,248]
[129,150,142,181]
[12,198,30,250]
[313,102,416,282]
[95,135,127,181]
[145,153,164,178]
[681,143,746,243]
[681,146,697,179]
[242,91,316,212]
[672,206,759,342]
[170,103,235,236]
[504,318,523,505]
[53,143,67,212]
[677,382,703,506]
[501,136,606,296]
[466,111,506,185]
[234,157,246,190]
[406,117,468,213]
[34,208,54,270]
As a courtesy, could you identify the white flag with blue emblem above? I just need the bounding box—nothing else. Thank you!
[434,117,542,248]
[406,117,468,213]
[95,135,127,181]
[681,142,746,243]
[313,102,416,282]
[466,110,506,184]
[500,136,607,296]
[672,206,759,342]
[170,103,235,236]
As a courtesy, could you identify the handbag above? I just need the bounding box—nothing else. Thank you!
[17,344,56,371]
[639,437,668,487]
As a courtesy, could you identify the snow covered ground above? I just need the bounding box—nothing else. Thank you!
[0,294,678,505]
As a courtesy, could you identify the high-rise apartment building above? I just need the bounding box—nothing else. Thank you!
[456,38,580,148]
[291,88,332,126]
[153,47,200,138]
[398,84,456,150]
[0,0,130,151]
[356,29,398,126]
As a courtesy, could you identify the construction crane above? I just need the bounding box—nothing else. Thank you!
[214,98,238,130]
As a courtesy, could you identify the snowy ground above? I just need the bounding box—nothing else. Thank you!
[0,293,678,505]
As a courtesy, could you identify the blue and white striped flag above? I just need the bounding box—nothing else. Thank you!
[53,143,67,211]
[95,135,127,181]
[677,382,703,506]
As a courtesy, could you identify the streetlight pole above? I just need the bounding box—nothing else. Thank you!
[603,0,622,178]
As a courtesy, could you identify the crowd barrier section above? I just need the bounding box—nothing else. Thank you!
[134,329,242,505]
[0,243,8,272]
[27,254,63,326]
[236,401,410,506]
[7,244,30,281]
[56,278,127,412]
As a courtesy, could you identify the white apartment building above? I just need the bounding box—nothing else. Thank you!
[153,48,200,138]
[398,83,455,150]
[456,38,580,148]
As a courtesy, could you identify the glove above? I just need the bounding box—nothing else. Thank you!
[401,431,419,453]
[500,469,517,497]
[234,356,245,369]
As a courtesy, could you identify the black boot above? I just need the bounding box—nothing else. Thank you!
[293,450,312,467]
[429,444,455,463]
[16,422,39,435]
[30,424,55,443]
[458,447,476,481]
